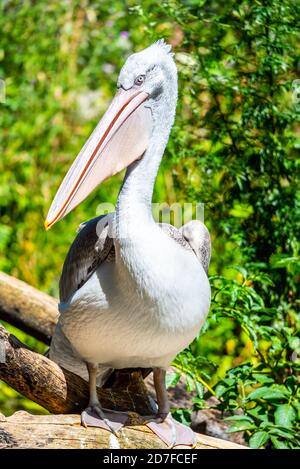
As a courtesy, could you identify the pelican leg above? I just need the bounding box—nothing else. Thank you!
[154,368,170,420]
[145,367,196,448]
[142,368,169,424]
[81,362,127,434]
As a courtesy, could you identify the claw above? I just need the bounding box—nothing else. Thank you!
[81,411,88,428]
[142,411,169,425]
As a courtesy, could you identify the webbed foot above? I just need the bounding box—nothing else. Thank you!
[81,405,128,434]
[145,413,196,448]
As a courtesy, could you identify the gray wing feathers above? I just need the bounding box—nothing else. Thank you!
[160,220,211,274]
[180,220,211,274]
[159,223,193,252]
[59,214,114,303]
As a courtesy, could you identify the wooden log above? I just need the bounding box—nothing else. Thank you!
[0,411,247,449]
[0,271,58,344]
[0,323,152,415]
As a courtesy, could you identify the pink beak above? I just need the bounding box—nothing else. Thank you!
[45,88,151,230]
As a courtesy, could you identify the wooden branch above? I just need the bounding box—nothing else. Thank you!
[0,272,58,344]
[0,412,247,449]
[0,323,152,416]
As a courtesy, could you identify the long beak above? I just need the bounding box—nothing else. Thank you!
[45,88,151,230]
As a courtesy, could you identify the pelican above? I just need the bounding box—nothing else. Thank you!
[46,40,211,447]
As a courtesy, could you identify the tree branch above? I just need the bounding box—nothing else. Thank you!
[0,411,247,449]
[0,272,57,344]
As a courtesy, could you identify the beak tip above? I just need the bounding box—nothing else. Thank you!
[44,220,51,231]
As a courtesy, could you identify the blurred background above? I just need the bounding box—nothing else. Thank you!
[0,0,299,448]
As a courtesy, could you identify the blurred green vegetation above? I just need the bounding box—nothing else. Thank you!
[0,0,299,448]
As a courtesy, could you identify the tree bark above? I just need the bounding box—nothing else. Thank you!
[0,411,247,449]
[0,272,57,344]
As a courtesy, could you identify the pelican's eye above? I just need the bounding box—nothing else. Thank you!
[134,74,145,86]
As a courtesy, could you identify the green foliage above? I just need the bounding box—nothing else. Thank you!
[210,267,300,448]
[0,0,299,448]
[217,364,299,448]
[171,266,299,447]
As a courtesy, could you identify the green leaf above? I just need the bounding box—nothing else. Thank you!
[215,384,230,399]
[269,427,295,440]
[227,420,256,432]
[270,436,289,449]
[231,265,248,279]
[270,254,300,269]
[246,386,270,400]
[288,336,300,351]
[270,435,289,449]
[274,405,296,428]
[262,390,289,401]
[225,414,256,432]
[247,405,269,422]
[253,373,274,384]
[247,387,288,401]
[171,408,192,426]
[195,381,204,399]
[166,372,181,388]
[292,401,300,420]
[249,431,269,448]
[0,224,12,250]
[225,414,254,423]
[225,415,256,433]
[185,374,195,392]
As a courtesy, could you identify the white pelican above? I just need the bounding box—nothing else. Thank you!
[46,40,211,447]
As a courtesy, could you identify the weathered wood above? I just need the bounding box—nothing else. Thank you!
[0,271,58,344]
[0,324,152,416]
[0,411,247,449]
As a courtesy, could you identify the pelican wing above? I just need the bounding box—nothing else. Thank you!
[179,220,211,274]
[159,223,193,251]
[161,221,211,273]
[59,214,114,303]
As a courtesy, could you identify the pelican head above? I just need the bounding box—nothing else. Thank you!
[45,40,177,230]
[117,40,177,105]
